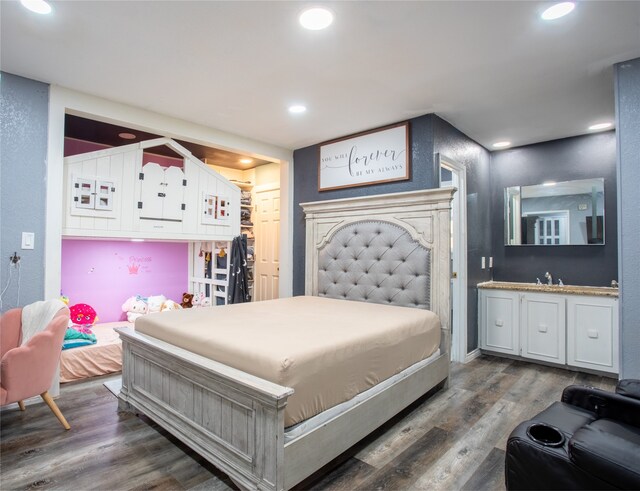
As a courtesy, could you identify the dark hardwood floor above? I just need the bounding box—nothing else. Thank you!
[0,355,616,491]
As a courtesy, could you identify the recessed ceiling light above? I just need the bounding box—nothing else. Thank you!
[299,7,334,30]
[543,181,557,187]
[588,122,613,131]
[20,0,52,14]
[541,2,575,21]
[118,132,137,140]
[492,141,511,149]
[240,158,253,164]
[288,105,307,114]
[131,238,145,242]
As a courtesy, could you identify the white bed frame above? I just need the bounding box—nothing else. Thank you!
[117,188,455,490]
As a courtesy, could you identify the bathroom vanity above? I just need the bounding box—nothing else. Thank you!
[478,281,619,375]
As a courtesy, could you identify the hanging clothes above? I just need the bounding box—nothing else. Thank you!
[228,235,251,304]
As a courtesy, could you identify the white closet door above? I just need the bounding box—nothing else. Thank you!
[163,166,185,221]
[140,163,165,219]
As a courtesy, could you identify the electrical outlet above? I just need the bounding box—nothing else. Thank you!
[481,256,486,269]
[489,256,493,268]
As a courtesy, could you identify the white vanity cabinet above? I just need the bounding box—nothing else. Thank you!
[566,295,619,374]
[479,283,618,375]
[521,293,566,364]
[479,290,520,355]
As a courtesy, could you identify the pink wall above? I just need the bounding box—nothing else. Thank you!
[61,240,188,323]
[64,138,184,167]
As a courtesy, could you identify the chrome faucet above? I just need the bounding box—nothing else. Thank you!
[545,272,553,286]
[536,277,542,285]
[611,280,619,288]
[558,278,564,286]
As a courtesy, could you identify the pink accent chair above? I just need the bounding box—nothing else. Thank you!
[0,306,71,430]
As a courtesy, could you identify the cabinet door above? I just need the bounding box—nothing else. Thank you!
[162,166,185,221]
[139,163,165,220]
[480,290,519,355]
[521,293,565,364]
[74,177,95,209]
[567,296,618,374]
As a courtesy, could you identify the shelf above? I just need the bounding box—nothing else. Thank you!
[241,225,253,228]
[230,180,254,190]
[241,204,254,209]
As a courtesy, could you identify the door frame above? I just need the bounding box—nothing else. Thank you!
[436,153,468,363]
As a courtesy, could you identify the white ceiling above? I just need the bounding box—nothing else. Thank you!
[1,1,639,152]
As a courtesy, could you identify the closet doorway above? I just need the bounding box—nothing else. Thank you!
[254,186,280,301]
[438,154,468,363]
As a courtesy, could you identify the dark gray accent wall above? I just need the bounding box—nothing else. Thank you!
[434,118,492,353]
[615,58,640,378]
[293,114,437,296]
[489,132,618,287]
[0,72,49,312]
[293,114,491,354]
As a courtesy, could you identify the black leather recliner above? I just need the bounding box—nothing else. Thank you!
[505,379,640,490]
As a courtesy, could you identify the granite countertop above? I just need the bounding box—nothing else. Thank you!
[477,281,619,298]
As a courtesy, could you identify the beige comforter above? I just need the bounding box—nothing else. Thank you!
[135,296,440,426]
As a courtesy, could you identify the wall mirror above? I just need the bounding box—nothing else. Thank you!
[505,178,605,246]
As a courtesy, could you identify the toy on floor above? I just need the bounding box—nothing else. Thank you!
[122,295,149,322]
[69,303,98,332]
[161,300,182,311]
[146,294,167,314]
[181,292,194,308]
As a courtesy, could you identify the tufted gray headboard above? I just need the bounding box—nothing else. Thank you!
[317,220,431,309]
[301,188,455,354]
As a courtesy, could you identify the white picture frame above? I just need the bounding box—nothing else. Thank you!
[318,122,410,191]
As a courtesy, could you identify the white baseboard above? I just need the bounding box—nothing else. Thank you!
[464,348,482,363]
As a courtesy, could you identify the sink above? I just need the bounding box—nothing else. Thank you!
[477,281,619,297]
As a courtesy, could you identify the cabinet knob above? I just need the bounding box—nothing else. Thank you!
[495,319,504,327]
[587,329,599,339]
[538,324,548,333]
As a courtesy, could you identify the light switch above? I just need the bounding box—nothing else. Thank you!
[489,256,494,268]
[481,256,486,269]
[21,232,34,250]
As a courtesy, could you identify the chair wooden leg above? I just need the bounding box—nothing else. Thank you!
[40,391,70,430]
[18,400,26,411]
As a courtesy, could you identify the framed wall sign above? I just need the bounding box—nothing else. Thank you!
[318,122,410,191]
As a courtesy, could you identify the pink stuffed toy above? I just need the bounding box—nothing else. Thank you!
[69,303,98,333]
[122,295,149,322]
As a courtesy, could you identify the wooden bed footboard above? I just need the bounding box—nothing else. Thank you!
[117,327,293,491]
[118,327,449,491]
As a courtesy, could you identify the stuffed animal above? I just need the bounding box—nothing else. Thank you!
[181,292,194,309]
[69,303,98,329]
[122,295,149,322]
[200,297,212,307]
[146,294,167,314]
[160,300,182,312]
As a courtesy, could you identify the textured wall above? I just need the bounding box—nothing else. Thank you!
[293,114,436,296]
[0,72,49,312]
[615,58,640,378]
[490,132,618,286]
[293,114,491,354]
[433,117,492,352]
[61,240,188,322]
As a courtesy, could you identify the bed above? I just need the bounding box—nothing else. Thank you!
[60,321,132,382]
[117,188,455,490]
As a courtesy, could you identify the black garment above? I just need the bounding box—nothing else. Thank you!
[227,236,251,304]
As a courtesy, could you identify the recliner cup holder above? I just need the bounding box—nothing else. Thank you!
[526,423,565,447]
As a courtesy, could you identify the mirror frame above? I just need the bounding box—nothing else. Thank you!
[504,178,605,246]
